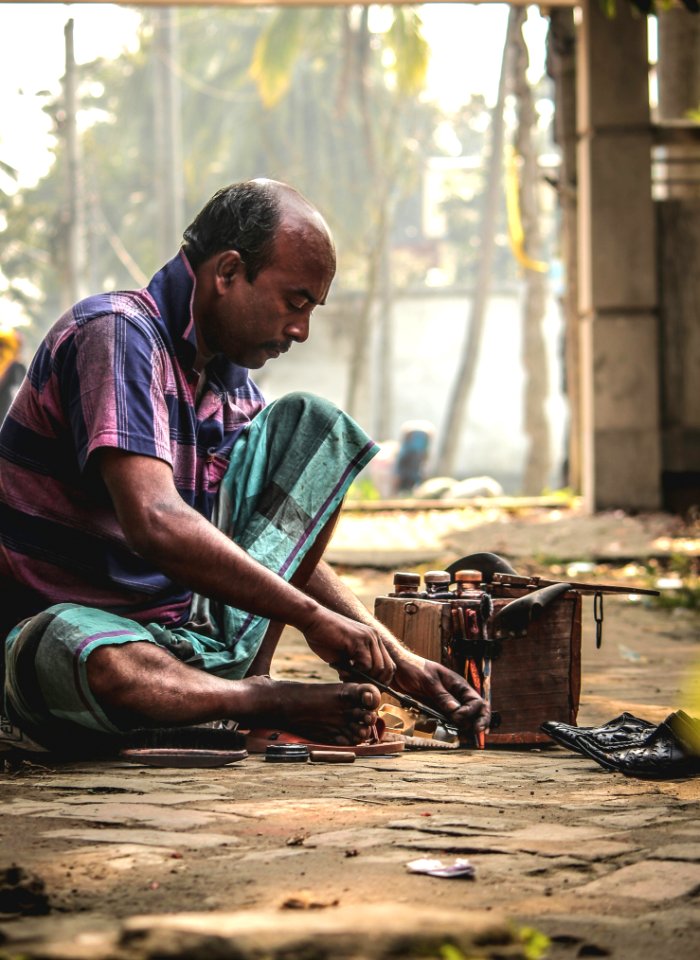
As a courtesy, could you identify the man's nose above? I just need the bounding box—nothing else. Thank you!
[286,312,311,343]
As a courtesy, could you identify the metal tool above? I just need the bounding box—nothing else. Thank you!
[331,660,459,737]
[491,572,660,597]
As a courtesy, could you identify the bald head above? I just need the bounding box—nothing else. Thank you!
[187,180,336,372]
[182,179,334,282]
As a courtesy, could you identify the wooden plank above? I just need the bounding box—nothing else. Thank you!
[55,0,576,7]
[343,496,578,513]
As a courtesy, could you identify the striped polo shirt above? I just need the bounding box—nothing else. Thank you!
[0,251,265,631]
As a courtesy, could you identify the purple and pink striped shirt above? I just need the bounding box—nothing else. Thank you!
[0,251,265,632]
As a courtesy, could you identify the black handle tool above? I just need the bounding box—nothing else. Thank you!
[331,660,459,737]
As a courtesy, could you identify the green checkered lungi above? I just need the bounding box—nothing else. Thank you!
[2,392,377,746]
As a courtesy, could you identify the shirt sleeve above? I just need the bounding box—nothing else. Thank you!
[66,311,173,471]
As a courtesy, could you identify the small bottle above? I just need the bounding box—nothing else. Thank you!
[390,571,422,597]
[454,568,492,620]
[423,570,452,598]
[454,569,482,596]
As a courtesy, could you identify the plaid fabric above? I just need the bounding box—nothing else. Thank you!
[0,252,265,632]
[2,393,378,742]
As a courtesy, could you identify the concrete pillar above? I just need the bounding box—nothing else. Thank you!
[576,0,661,510]
[656,8,700,513]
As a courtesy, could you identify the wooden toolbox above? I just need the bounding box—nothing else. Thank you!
[374,587,582,746]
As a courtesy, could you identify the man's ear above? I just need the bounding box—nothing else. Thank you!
[214,250,244,293]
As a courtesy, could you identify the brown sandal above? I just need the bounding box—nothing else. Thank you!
[120,747,248,768]
[243,721,404,757]
[378,703,460,750]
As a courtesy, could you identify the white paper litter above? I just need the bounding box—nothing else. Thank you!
[405,857,476,879]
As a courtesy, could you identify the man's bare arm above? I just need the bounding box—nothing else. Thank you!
[98,449,394,677]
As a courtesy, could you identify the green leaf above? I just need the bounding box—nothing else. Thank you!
[0,158,18,180]
[249,9,306,108]
[519,925,551,960]
[439,945,467,960]
[387,9,429,97]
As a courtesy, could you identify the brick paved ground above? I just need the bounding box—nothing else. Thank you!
[1,506,698,960]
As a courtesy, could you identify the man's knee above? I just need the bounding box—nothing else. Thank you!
[263,391,370,470]
[265,391,341,429]
[4,608,64,724]
[5,604,158,736]
[3,606,119,746]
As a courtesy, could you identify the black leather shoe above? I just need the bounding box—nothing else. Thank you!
[576,712,700,779]
[540,712,656,755]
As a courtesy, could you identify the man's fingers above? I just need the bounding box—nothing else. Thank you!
[372,637,396,684]
[346,636,377,675]
[452,698,491,731]
[345,627,395,683]
[305,612,390,678]
[439,694,489,731]
[431,666,491,731]
[331,632,395,689]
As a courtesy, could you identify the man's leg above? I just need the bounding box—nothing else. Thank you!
[200,393,378,667]
[86,642,379,745]
[192,392,378,678]
[246,505,342,677]
[83,432,375,741]
[4,394,382,749]
[3,604,380,749]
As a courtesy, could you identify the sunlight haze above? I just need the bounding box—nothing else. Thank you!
[0,2,547,190]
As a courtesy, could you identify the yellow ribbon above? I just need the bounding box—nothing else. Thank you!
[505,144,548,274]
[0,327,21,381]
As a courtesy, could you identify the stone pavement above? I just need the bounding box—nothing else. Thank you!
[1,720,699,960]
[1,508,699,960]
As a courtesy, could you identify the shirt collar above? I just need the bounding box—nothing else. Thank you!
[146,250,251,390]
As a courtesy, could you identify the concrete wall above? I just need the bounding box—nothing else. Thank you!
[657,198,700,511]
[577,0,661,510]
[655,8,700,512]
[259,291,568,494]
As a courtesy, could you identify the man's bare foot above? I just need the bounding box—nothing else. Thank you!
[85,643,380,745]
[238,677,381,745]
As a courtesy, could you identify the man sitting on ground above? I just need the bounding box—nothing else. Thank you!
[0,179,489,754]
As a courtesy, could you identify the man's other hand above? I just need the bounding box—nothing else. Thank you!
[392,654,491,739]
[302,608,396,684]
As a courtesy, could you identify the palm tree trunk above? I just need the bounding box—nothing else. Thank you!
[345,210,384,420]
[547,7,579,492]
[64,18,86,308]
[512,9,550,494]
[436,8,519,476]
[153,7,185,261]
[375,228,394,441]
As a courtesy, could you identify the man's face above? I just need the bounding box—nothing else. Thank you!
[199,220,335,370]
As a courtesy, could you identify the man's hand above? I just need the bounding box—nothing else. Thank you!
[301,605,396,682]
[391,651,491,740]
[302,562,488,737]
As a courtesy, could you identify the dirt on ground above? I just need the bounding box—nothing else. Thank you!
[1,506,699,960]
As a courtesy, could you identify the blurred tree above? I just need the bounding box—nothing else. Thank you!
[0,158,17,195]
[2,29,161,346]
[0,4,440,388]
[546,6,578,493]
[438,94,515,287]
[436,7,519,478]
[510,9,551,495]
[247,5,431,427]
